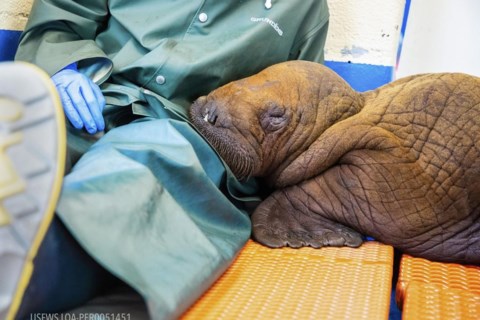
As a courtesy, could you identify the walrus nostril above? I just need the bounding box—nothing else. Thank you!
[202,105,218,125]
[208,113,218,125]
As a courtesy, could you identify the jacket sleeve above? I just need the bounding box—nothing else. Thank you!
[289,0,330,64]
[15,0,112,82]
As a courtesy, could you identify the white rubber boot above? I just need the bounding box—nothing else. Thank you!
[0,62,66,320]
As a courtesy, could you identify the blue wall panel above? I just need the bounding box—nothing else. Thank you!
[325,60,394,92]
[0,30,22,61]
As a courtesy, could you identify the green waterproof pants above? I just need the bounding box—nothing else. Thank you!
[57,115,255,319]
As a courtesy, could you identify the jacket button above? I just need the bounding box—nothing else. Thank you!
[198,13,208,23]
[156,75,166,85]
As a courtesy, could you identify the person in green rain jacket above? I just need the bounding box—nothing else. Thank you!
[13,0,329,318]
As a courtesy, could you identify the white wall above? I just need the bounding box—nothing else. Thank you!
[0,0,33,31]
[326,0,406,67]
[396,0,480,77]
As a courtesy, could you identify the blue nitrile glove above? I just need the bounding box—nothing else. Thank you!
[52,62,106,134]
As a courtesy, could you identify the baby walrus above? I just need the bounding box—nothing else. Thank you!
[190,60,480,265]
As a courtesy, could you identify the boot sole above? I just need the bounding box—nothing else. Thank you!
[0,62,66,320]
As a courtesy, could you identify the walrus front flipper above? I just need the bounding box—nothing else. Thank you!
[251,189,363,249]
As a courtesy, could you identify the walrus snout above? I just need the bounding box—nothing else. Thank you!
[191,96,218,124]
[190,93,261,181]
[191,95,230,128]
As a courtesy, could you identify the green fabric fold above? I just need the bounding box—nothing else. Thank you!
[57,119,253,319]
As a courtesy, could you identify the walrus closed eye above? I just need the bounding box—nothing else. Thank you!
[190,60,480,265]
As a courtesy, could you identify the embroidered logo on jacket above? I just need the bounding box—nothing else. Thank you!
[250,17,283,36]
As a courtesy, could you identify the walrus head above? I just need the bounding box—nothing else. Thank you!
[190,61,363,185]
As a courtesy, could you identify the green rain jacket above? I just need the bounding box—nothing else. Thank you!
[16,0,329,319]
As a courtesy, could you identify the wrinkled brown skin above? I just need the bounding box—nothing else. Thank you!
[190,60,480,265]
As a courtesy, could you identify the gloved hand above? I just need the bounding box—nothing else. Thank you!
[52,63,106,134]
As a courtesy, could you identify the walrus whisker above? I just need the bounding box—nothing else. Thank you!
[232,154,254,180]
[199,130,255,180]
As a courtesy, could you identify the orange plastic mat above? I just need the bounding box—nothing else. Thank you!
[182,240,394,320]
[396,254,480,319]
[402,282,480,320]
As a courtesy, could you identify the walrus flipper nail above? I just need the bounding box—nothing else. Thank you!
[251,189,363,249]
